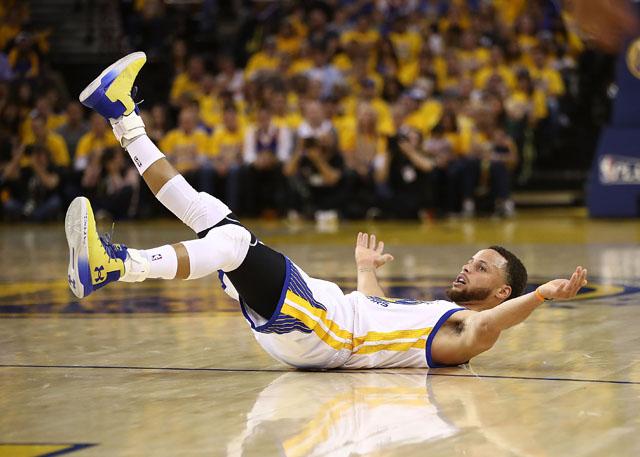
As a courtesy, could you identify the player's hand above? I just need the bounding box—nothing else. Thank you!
[537,266,588,301]
[355,232,394,270]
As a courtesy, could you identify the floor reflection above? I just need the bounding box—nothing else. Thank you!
[229,371,457,457]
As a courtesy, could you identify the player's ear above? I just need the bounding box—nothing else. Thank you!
[496,284,512,301]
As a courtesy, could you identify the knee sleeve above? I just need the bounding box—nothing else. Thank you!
[156,175,231,233]
[181,224,251,279]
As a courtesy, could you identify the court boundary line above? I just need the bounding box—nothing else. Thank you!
[1,364,638,385]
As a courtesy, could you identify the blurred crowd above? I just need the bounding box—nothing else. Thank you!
[0,0,589,223]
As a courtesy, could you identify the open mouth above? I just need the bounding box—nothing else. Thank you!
[453,274,467,286]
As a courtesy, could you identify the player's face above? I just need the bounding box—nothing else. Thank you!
[446,249,509,303]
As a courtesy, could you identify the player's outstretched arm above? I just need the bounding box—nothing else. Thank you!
[355,232,394,297]
[436,267,588,365]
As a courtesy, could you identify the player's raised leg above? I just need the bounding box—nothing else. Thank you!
[79,51,231,235]
[73,52,286,320]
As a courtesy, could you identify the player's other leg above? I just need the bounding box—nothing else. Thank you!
[74,52,285,319]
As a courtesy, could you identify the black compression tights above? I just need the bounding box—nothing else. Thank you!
[198,215,286,320]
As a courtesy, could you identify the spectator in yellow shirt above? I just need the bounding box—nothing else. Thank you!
[474,46,517,91]
[25,114,70,169]
[8,33,39,79]
[389,15,422,69]
[21,96,67,144]
[160,107,210,188]
[74,113,118,171]
[528,46,565,97]
[208,104,245,210]
[170,55,206,107]
[245,37,280,80]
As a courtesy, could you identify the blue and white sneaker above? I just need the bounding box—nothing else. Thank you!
[79,51,146,120]
[65,197,128,298]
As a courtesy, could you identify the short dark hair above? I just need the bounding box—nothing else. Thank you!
[488,245,528,299]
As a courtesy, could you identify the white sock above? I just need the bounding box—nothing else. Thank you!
[143,245,178,279]
[156,175,231,233]
[119,246,177,282]
[125,135,165,175]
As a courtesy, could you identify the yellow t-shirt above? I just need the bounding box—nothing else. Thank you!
[160,129,209,155]
[508,90,548,120]
[199,94,223,130]
[160,128,210,174]
[528,66,565,96]
[208,126,244,159]
[389,31,422,66]
[245,52,279,79]
[273,112,303,130]
[289,57,314,76]
[21,113,68,143]
[24,132,70,168]
[75,131,119,159]
[170,73,202,103]
[340,29,380,48]
[474,65,516,90]
[404,100,443,135]
[276,35,302,55]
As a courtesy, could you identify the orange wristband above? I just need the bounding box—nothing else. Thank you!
[534,288,546,302]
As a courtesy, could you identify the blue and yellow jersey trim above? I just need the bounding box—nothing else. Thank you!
[238,259,463,365]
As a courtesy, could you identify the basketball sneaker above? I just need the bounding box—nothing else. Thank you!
[65,197,128,298]
[79,51,146,120]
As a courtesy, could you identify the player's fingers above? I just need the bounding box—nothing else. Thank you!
[376,241,384,254]
[362,233,368,247]
[357,232,362,245]
[370,234,376,250]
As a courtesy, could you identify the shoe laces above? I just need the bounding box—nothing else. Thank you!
[99,224,127,261]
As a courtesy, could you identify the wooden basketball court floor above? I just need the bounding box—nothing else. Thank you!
[1,208,639,457]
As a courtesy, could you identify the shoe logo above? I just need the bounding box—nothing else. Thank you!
[134,156,142,168]
[151,254,162,261]
[68,275,76,289]
[94,265,105,282]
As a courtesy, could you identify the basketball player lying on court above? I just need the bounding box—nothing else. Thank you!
[66,52,588,369]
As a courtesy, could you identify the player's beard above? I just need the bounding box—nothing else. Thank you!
[446,286,493,303]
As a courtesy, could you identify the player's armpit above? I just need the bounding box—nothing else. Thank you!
[430,312,501,366]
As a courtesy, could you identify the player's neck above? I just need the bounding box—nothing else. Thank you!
[457,299,498,311]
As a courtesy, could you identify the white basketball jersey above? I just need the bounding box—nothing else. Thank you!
[230,258,466,369]
[342,292,465,369]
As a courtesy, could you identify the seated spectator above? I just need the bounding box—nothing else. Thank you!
[284,135,345,221]
[483,125,518,217]
[21,96,67,143]
[160,106,209,189]
[306,43,344,99]
[170,55,206,107]
[380,107,436,219]
[80,147,139,220]
[245,37,280,80]
[215,55,244,100]
[7,33,39,80]
[1,144,62,221]
[342,103,388,219]
[74,113,118,171]
[241,105,292,216]
[208,104,245,210]
[56,102,88,162]
[24,114,70,169]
